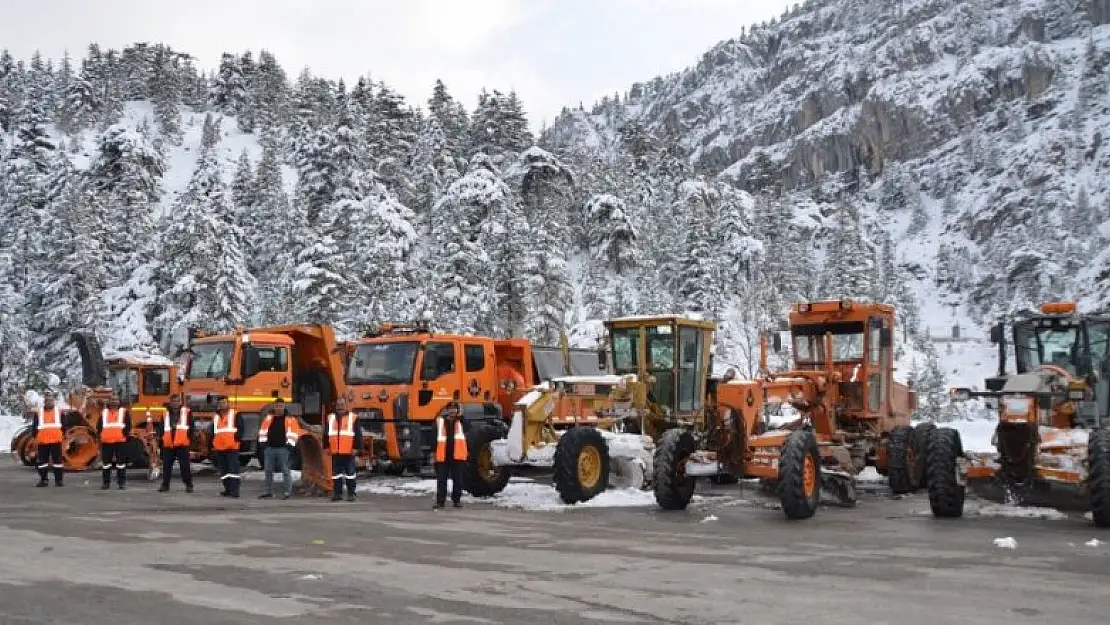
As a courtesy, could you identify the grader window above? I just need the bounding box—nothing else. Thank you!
[142,368,171,396]
[186,342,233,379]
[611,328,639,372]
[791,322,865,364]
[107,368,139,404]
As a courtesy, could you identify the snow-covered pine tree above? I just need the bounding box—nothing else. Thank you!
[675,182,721,316]
[820,201,874,300]
[208,52,247,117]
[155,140,256,338]
[0,247,35,412]
[583,194,640,317]
[149,44,182,141]
[230,148,254,235]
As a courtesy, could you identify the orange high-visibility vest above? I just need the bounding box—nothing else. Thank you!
[435,417,468,463]
[162,407,190,448]
[258,414,301,447]
[212,409,238,452]
[36,407,63,445]
[328,412,357,455]
[100,408,127,444]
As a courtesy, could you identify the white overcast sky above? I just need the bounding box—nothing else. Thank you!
[2,0,793,130]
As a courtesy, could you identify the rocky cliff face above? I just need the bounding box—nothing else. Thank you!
[542,0,1110,325]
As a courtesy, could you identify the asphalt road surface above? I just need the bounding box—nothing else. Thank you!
[0,463,1107,625]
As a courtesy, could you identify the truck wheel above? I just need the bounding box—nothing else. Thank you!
[913,422,936,489]
[1088,428,1110,528]
[778,428,821,520]
[553,427,610,504]
[887,425,917,494]
[654,428,696,510]
[464,423,511,497]
[926,427,965,518]
[12,427,34,466]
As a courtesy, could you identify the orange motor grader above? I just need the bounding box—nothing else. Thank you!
[10,332,177,479]
[654,299,954,519]
[944,301,1110,526]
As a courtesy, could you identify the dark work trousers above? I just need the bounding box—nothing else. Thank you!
[35,443,64,486]
[160,447,193,490]
[216,451,241,497]
[101,442,128,488]
[435,441,464,506]
[330,454,357,500]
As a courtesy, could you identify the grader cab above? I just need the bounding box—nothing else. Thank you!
[945,301,1110,526]
[654,299,959,520]
[472,315,717,504]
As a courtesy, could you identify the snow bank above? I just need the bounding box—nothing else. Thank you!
[1,414,25,453]
[359,476,676,511]
[975,504,1068,521]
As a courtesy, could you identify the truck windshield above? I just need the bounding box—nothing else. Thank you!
[106,367,139,403]
[186,342,234,379]
[791,322,865,363]
[347,342,418,384]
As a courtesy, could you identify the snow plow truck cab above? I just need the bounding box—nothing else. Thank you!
[341,320,608,479]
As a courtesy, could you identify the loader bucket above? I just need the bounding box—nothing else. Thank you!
[62,426,99,471]
[296,431,333,495]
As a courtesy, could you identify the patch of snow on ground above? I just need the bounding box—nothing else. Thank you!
[1086,539,1102,547]
[975,504,1068,521]
[856,466,885,482]
[993,537,1018,549]
[1,414,25,454]
[359,476,671,511]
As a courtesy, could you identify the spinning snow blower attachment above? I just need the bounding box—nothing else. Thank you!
[652,299,959,520]
[945,302,1110,527]
[473,316,717,504]
[9,332,175,479]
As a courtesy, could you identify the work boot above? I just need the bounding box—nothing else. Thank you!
[102,469,112,489]
[53,469,64,486]
[433,501,444,509]
[185,485,194,493]
[331,491,343,502]
[36,480,48,488]
[117,467,126,489]
[347,492,356,502]
[157,484,169,492]
[101,482,110,490]
[452,500,462,508]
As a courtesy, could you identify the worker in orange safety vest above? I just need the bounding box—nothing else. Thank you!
[98,396,131,490]
[433,403,468,509]
[30,390,65,487]
[211,396,244,498]
[156,394,194,493]
[258,397,301,500]
[323,396,363,502]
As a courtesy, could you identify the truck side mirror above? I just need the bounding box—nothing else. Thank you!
[772,333,782,353]
[989,323,1004,344]
[880,328,893,348]
[598,347,607,370]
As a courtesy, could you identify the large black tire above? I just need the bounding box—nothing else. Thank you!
[887,425,917,494]
[913,422,936,489]
[778,428,821,520]
[553,427,610,504]
[926,426,965,518]
[654,428,697,510]
[464,423,511,497]
[1088,428,1110,528]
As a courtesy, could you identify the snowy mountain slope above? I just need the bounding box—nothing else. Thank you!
[543,0,1110,326]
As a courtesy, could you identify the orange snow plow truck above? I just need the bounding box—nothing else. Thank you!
[177,320,604,493]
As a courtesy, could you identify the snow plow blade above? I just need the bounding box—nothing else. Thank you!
[966,468,1091,512]
[295,430,334,495]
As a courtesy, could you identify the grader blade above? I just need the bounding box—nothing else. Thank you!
[967,473,1090,512]
[819,470,858,508]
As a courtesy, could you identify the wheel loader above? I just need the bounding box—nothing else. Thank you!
[943,301,1110,527]
[653,299,957,519]
[9,332,176,479]
[469,315,717,504]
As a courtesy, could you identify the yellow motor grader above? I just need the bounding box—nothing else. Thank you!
[465,315,717,504]
[946,301,1110,526]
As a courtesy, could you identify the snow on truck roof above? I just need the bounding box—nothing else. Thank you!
[105,351,175,367]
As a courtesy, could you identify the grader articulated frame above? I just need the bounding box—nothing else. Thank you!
[10,332,174,479]
[945,301,1110,526]
[654,299,958,520]
[471,315,717,504]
